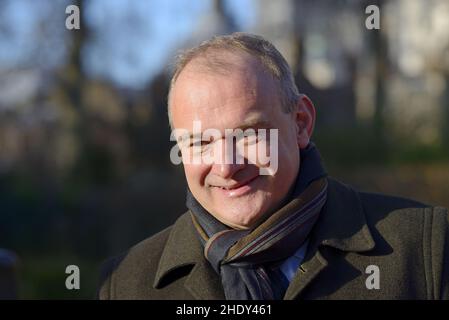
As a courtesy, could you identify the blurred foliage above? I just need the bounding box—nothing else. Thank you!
[315,125,449,168]
[0,0,448,299]
[17,254,99,299]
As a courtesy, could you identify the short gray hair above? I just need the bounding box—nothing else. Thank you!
[167,32,300,128]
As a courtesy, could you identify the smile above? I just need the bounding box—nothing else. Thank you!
[215,175,260,197]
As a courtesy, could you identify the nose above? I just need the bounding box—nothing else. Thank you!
[209,139,245,179]
[211,162,245,179]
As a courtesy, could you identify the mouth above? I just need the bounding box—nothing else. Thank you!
[214,175,260,197]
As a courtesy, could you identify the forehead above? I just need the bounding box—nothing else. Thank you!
[170,52,281,131]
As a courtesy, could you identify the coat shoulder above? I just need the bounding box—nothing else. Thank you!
[358,188,429,212]
[345,179,446,235]
[322,178,449,299]
[355,185,446,232]
[357,187,449,299]
[327,177,437,229]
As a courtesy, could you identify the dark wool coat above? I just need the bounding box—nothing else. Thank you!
[98,178,449,300]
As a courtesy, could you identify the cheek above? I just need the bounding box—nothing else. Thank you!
[278,127,299,154]
[274,131,300,175]
[183,163,210,187]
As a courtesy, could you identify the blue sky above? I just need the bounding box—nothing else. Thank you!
[0,0,256,89]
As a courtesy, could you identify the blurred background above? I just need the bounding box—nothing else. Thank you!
[0,0,448,299]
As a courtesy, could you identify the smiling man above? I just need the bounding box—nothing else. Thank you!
[98,33,449,300]
[170,47,311,230]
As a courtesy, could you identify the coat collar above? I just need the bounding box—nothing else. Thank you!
[309,177,375,253]
[152,211,225,299]
[153,177,375,299]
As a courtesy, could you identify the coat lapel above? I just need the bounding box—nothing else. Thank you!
[284,178,376,300]
[184,258,225,299]
[152,212,225,299]
[284,249,328,300]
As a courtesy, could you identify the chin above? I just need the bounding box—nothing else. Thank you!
[215,201,268,229]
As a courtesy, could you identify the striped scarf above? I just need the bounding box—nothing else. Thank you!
[186,143,328,300]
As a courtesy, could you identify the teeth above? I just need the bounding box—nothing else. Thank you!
[217,185,239,190]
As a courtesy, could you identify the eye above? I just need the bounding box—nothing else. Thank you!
[243,133,259,145]
[189,139,212,148]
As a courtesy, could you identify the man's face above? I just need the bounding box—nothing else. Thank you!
[170,53,312,229]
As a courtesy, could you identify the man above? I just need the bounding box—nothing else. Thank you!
[98,33,449,300]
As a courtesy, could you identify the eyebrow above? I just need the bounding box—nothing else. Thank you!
[178,117,272,144]
[177,132,205,146]
[234,117,272,131]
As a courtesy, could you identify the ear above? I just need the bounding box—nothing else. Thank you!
[294,94,316,149]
